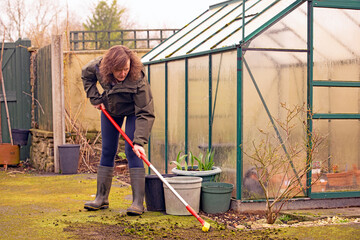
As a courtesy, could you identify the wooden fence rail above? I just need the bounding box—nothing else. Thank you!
[69,29,178,50]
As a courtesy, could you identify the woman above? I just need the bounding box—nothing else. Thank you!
[81,45,155,215]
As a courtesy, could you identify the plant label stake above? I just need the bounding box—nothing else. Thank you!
[100,106,210,232]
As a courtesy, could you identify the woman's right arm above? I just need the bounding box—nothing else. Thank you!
[81,59,104,106]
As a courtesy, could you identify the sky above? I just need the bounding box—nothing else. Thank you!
[64,0,221,28]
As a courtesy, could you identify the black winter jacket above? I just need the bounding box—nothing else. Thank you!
[81,57,155,147]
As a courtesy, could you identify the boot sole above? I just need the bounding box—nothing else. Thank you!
[126,210,143,216]
[84,204,109,211]
[126,207,144,216]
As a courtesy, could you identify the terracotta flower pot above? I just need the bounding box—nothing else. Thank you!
[311,180,327,192]
[326,172,354,187]
[355,170,360,186]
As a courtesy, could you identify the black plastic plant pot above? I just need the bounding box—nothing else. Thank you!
[145,174,175,211]
[11,129,30,146]
[58,144,80,174]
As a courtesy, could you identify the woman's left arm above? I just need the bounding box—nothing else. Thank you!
[132,78,155,148]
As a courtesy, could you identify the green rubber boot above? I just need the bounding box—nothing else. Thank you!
[84,165,113,211]
[127,168,145,216]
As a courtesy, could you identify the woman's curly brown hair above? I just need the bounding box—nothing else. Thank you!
[99,45,144,84]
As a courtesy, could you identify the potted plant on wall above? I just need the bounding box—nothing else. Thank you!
[326,164,354,188]
[170,149,222,182]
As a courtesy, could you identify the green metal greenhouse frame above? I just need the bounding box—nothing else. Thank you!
[142,0,360,200]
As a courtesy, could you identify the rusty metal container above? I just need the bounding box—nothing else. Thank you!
[0,144,20,165]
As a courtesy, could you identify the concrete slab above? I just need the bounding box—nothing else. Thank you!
[282,207,360,221]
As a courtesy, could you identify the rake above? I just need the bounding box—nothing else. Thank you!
[100,105,210,232]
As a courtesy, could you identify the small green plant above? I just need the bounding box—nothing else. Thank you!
[171,151,188,170]
[193,149,215,171]
[170,149,215,171]
[117,152,126,159]
[278,214,292,223]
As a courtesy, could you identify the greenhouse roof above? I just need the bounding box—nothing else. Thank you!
[142,0,305,63]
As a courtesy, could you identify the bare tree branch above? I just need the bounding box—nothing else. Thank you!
[242,103,327,224]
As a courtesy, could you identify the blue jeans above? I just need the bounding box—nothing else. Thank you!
[99,112,143,168]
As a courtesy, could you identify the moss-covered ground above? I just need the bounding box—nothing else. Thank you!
[1,170,360,239]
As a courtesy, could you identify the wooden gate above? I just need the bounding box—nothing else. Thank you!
[0,39,31,160]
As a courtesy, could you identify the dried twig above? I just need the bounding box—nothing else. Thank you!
[22,91,45,114]
[64,109,101,173]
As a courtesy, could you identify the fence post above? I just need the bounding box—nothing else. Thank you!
[73,32,79,50]
[51,35,65,173]
[147,30,150,48]
[121,31,124,45]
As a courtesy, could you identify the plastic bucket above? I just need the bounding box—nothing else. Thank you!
[201,182,233,214]
[58,144,80,174]
[163,176,202,215]
[145,174,175,211]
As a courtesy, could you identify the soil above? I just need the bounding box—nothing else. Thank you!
[202,209,267,229]
[62,220,278,240]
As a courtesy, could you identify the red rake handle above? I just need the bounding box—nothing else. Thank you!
[100,105,151,166]
[100,106,209,230]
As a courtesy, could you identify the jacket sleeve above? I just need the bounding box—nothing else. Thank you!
[81,58,103,105]
[133,77,155,147]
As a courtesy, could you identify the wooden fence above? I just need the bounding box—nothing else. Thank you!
[35,45,52,131]
[69,29,177,50]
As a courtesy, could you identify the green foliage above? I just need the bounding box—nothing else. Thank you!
[117,152,126,159]
[171,149,215,171]
[193,149,215,171]
[188,151,195,169]
[83,0,127,49]
[278,214,292,223]
[171,151,188,170]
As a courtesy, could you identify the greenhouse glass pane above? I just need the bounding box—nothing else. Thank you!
[188,56,209,157]
[211,51,237,195]
[313,7,360,82]
[196,0,264,53]
[154,4,227,60]
[248,2,307,49]
[141,8,214,62]
[176,1,243,56]
[167,60,186,171]
[242,51,307,200]
[314,8,360,65]
[219,0,300,49]
[313,119,360,192]
[149,63,166,173]
[313,87,360,114]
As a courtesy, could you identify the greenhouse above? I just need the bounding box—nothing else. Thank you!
[141,0,360,201]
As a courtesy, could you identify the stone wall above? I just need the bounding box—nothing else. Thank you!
[30,129,71,172]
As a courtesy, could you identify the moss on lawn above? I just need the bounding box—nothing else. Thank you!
[1,171,360,240]
[0,171,132,239]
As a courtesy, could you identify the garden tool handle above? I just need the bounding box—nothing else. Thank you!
[100,105,151,166]
[100,105,210,232]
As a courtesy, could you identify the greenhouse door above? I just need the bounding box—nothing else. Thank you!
[310,1,360,198]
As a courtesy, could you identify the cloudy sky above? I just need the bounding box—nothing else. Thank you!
[64,0,221,28]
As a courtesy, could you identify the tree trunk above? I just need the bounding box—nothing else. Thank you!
[266,208,278,224]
